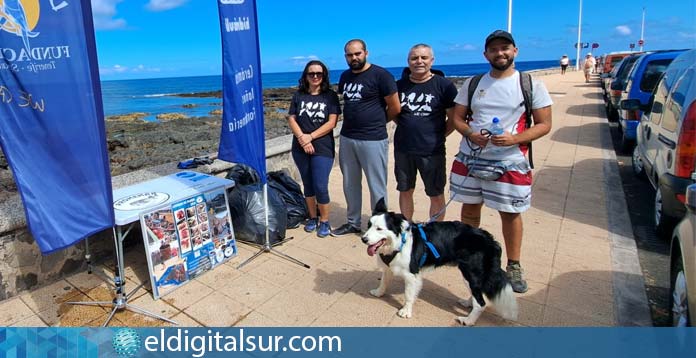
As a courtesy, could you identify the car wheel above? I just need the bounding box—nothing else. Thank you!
[654,188,673,238]
[631,146,645,178]
[605,103,616,122]
[670,254,691,326]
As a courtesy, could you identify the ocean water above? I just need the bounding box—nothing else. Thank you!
[101,60,558,121]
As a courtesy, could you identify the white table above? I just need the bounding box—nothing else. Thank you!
[113,171,235,225]
[70,171,234,326]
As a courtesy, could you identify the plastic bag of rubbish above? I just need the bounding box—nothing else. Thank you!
[267,170,308,229]
[227,183,286,245]
[225,164,261,186]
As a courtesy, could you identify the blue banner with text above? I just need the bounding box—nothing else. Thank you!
[0,0,114,253]
[0,327,695,357]
[217,0,267,183]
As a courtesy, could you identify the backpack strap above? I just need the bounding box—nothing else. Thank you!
[519,72,535,168]
[466,74,484,121]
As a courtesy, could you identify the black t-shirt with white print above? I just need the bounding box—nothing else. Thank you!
[338,65,397,140]
[288,90,341,158]
[394,75,458,155]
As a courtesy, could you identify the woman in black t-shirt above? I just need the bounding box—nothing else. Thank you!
[287,60,341,238]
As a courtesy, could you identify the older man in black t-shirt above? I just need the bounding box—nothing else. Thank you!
[395,44,457,222]
[331,39,401,237]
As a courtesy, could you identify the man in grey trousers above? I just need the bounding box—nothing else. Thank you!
[332,39,401,236]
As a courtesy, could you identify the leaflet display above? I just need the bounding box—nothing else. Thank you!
[140,188,237,299]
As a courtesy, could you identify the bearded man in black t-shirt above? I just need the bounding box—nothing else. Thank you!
[331,39,401,237]
[394,44,458,222]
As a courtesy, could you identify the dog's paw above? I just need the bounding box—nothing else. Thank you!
[457,298,472,308]
[369,288,385,297]
[456,316,475,326]
[397,307,412,318]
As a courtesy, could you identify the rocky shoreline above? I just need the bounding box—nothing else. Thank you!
[104,87,297,177]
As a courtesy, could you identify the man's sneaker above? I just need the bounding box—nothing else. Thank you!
[317,221,331,238]
[330,223,360,237]
[304,218,318,232]
[506,262,529,293]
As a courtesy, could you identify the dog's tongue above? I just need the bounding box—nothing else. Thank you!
[367,244,378,257]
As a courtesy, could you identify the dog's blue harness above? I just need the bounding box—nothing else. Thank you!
[380,226,440,267]
[417,224,440,267]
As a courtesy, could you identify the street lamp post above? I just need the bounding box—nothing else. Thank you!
[575,0,583,70]
[639,7,645,51]
[508,0,513,33]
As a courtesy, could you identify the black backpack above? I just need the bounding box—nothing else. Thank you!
[466,72,535,168]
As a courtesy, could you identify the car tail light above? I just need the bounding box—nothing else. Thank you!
[675,100,696,179]
[627,109,641,120]
[676,193,686,204]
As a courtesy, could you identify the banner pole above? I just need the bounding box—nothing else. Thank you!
[263,183,271,252]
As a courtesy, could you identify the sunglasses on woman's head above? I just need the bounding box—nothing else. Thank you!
[307,72,323,78]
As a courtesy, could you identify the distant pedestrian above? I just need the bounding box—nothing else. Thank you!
[449,30,553,293]
[582,53,595,82]
[394,44,458,222]
[287,60,341,238]
[332,39,401,237]
[560,54,569,75]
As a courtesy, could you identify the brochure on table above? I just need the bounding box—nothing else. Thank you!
[140,187,237,299]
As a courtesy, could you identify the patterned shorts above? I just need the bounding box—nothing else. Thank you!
[449,156,532,213]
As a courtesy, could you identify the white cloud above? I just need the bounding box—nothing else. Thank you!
[678,32,696,39]
[146,0,188,12]
[290,55,319,65]
[132,64,161,73]
[448,44,476,51]
[91,0,127,30]
[615,25,632,36]
[100,64,160,75]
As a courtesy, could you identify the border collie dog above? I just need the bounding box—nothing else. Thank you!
[361,198,517,326]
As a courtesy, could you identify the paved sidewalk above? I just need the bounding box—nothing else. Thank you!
[0,70,652,327]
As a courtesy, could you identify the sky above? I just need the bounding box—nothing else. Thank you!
[92,0,696,80]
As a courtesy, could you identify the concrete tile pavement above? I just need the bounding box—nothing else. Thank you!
[1,70,652,327]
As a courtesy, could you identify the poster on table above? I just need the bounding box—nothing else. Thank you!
[140,188,237,299]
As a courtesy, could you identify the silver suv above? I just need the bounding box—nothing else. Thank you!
[632,49,696,237]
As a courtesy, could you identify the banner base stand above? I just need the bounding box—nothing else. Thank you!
[237,237,310,270]
[67,225,178,327]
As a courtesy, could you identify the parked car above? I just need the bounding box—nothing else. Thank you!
[606,53,644,121]
[600,51,632,89]
[602,63,621,102]
[670,182,696,326]
[602,51,633,75]
[632,49,696,237]
[618,50,687,150]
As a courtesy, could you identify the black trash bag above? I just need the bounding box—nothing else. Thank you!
[267,171,308,229]
[226,164,261,186]
[227,183,287,245]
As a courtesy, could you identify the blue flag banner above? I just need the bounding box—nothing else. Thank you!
[0,0,114,253]
[217,0,267,184]
[1,327,695,357]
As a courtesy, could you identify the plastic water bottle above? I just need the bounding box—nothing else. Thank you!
[488,117,504,153]
[490,117,504,136]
